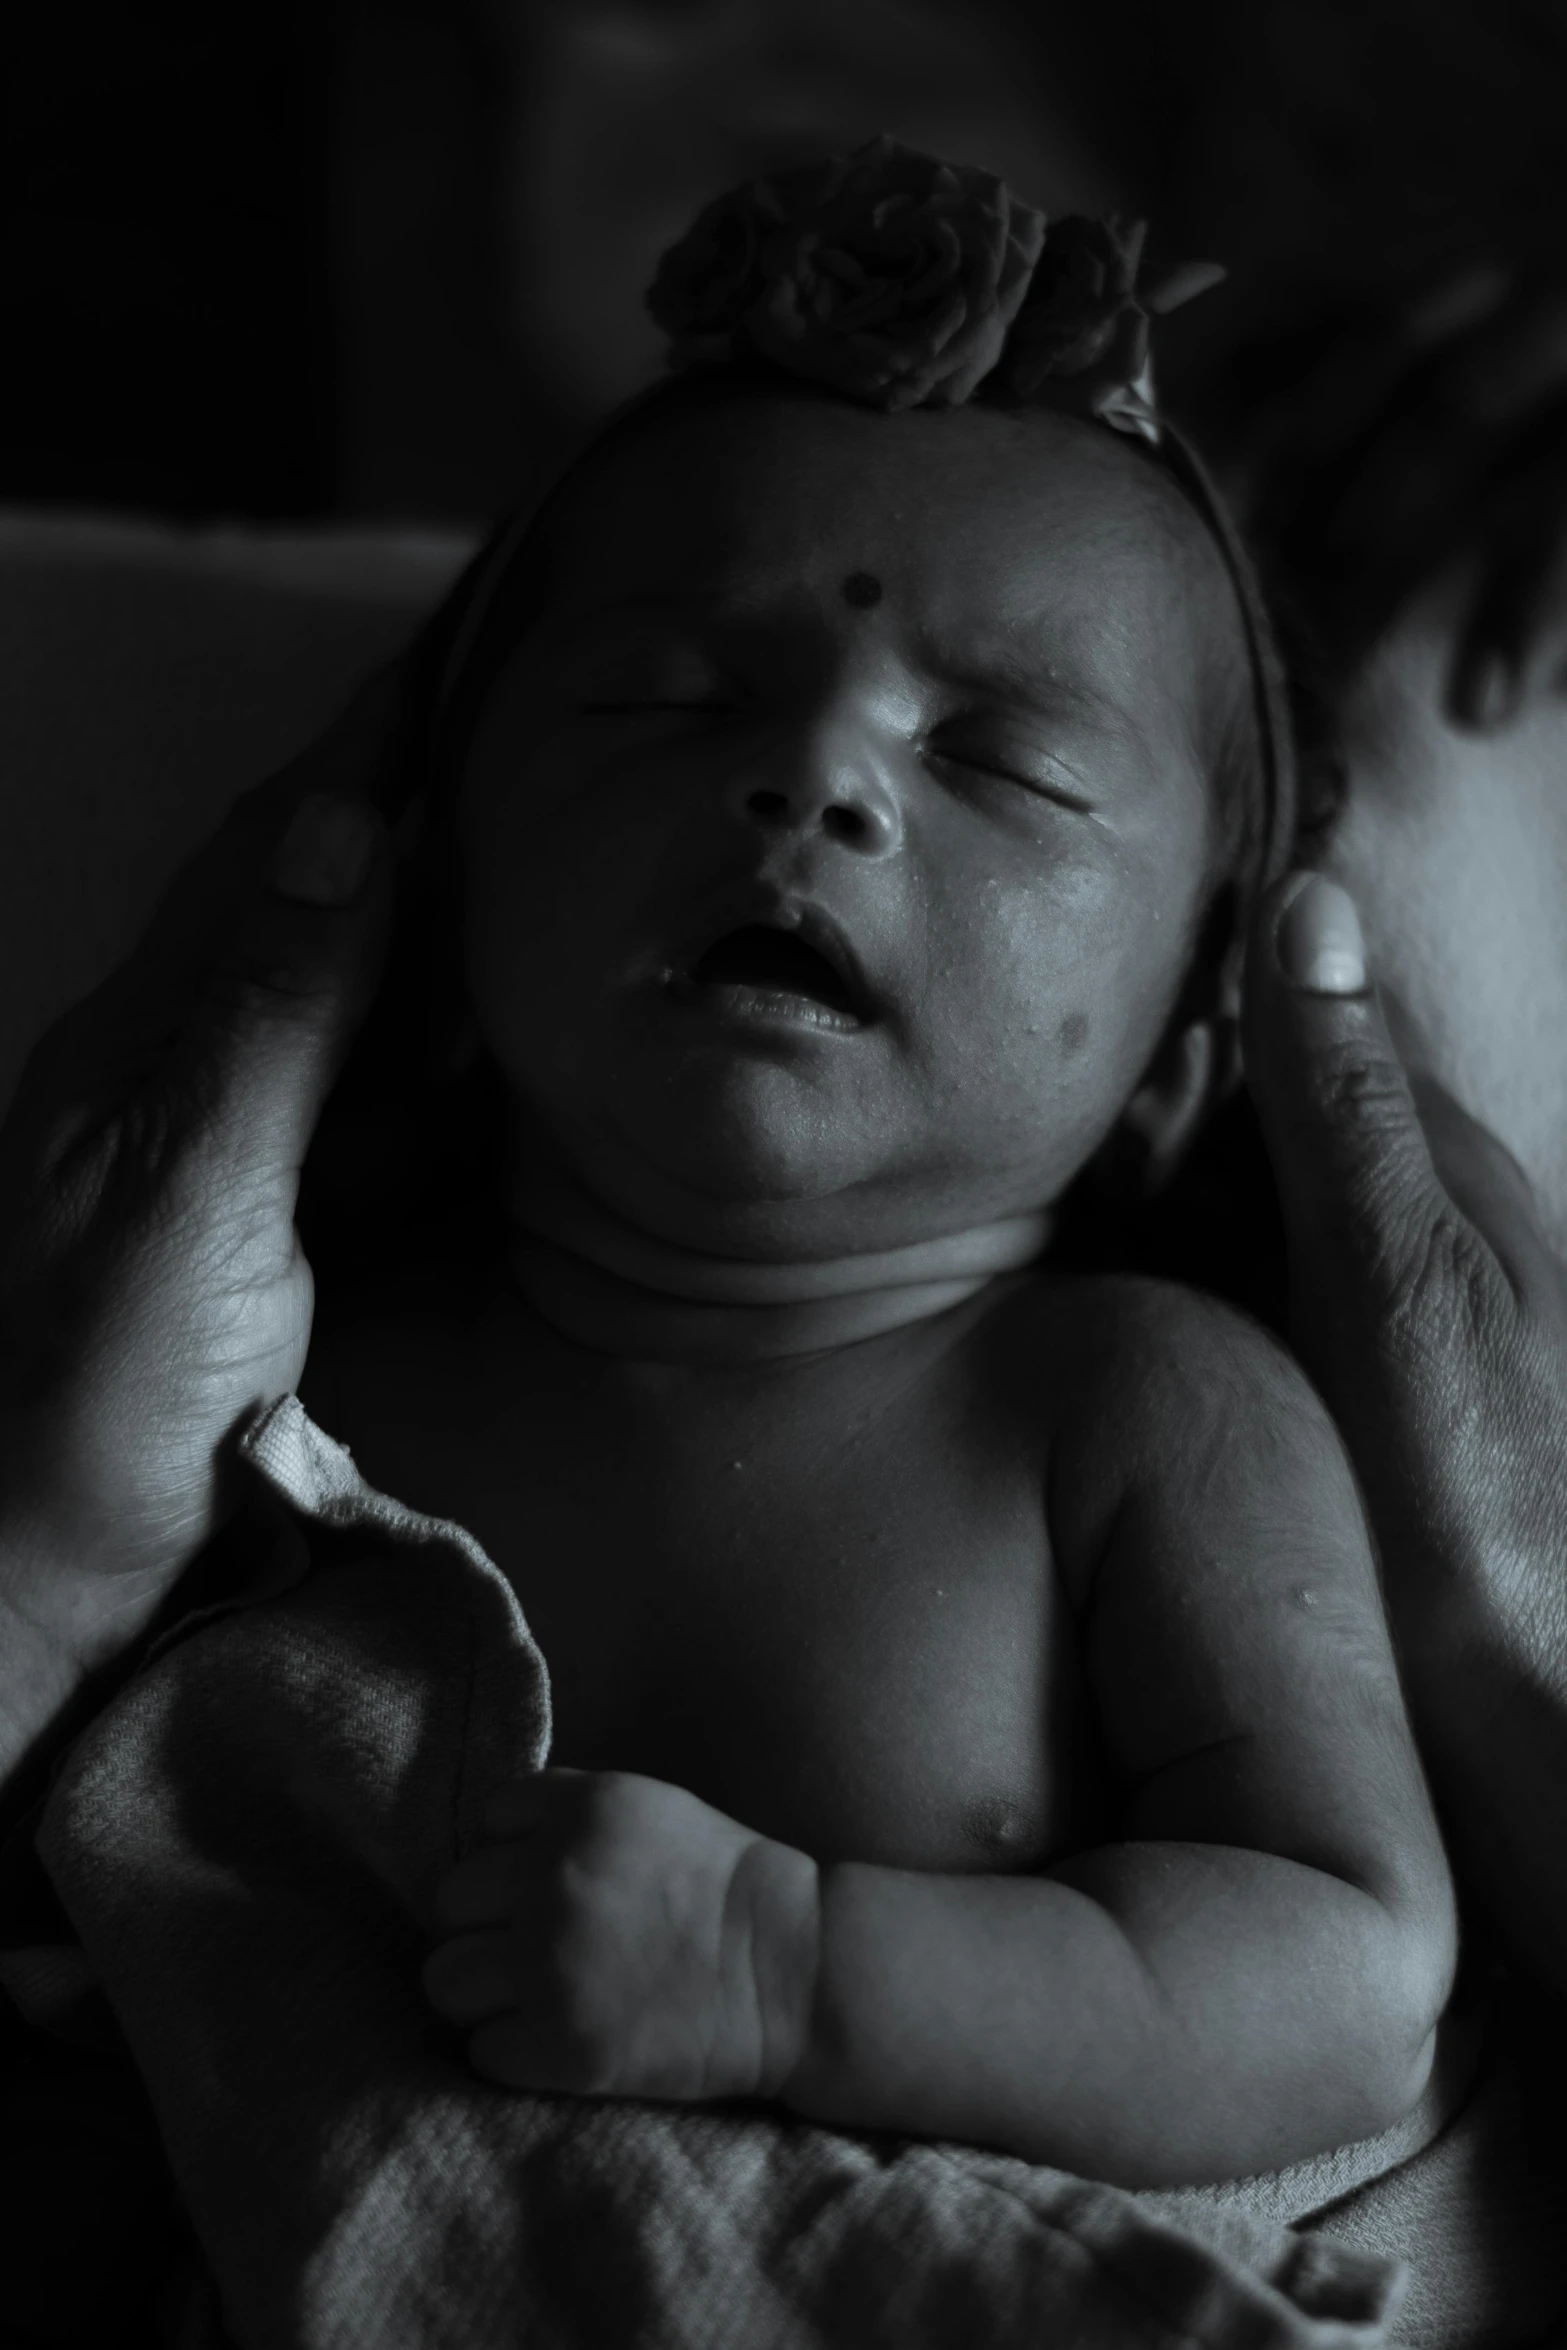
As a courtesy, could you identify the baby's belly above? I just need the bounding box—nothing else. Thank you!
[511,1491,1096,1876]
[304,1293,1096,1876]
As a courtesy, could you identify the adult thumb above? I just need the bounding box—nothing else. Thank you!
[1242,872,1444,1327]
[171,791,394,1191]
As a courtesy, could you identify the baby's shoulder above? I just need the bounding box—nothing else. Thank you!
[1007,1269,1341,1545]
[1011,1266,1304,1408]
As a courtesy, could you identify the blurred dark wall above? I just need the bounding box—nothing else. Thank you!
[0,7,337,518]
[0,0,1137,529]
[4,0,1562,529]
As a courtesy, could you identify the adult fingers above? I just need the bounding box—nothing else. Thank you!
[1447,466,1567,729]
[1238,873,1537,1443]
[120,661,416,1014]
[1242,874,1446,1326]
[1444,291,1567,432]
[1401,1066,1566,1323]
[14,663,415,1136]
[1244,873,1558,1336]
[165,791,395,1191]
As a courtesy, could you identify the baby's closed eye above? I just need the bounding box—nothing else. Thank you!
[925,716,1096,812]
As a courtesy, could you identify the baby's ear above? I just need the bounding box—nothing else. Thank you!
[1114,928,1245,1197]
[1116,1017,1230,1196]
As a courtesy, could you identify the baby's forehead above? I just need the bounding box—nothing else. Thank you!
[539,394,1219,699]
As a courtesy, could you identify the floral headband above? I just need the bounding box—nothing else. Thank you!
[644,135,1221,438]
[418,140,1297,977]
[636,139,1297,912]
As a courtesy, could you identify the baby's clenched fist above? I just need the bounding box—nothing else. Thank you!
[423,1768,820,2105]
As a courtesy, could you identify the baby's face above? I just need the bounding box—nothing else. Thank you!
[460,396,1223,1260]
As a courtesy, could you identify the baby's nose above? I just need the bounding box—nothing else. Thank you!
[733,735,902,858]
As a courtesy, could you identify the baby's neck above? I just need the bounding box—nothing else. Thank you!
[507,1163,1050,1366]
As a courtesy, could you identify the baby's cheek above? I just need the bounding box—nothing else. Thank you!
[922,942,1109,1162]
[935,883,1182,1170]
[462,857,600,1096]
[962,884,1112,1068]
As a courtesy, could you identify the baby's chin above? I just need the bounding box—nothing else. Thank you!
[570,1059,901,1228]
[499,986,884,1196]
[489,973,1107,1258]
[509,1065,1076,1273]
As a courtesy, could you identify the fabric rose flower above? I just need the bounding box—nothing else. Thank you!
[644,181,776,369]
[994,215,1148,396]
[642,151,1219,447]
[648,137,1047,413]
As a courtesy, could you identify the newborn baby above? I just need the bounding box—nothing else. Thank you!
[300,156,1456,2193]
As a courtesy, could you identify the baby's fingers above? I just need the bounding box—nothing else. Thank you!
[466,2013,582,2094]
[423,1930,520,2024]
[433,1844,528,1933]
[478,1764,589,1840]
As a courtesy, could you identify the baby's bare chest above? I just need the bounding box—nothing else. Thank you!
[303,1308,1093,1871]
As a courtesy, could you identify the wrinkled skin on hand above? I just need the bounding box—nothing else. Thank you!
[0,674,399,1685]
[424,1768,819,2105]
[1245,870,1567,1992]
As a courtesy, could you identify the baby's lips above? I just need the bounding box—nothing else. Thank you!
[772,901,877,1018]
[670,888,882,1021]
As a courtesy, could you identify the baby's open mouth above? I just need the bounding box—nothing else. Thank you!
[685,924,864,1021]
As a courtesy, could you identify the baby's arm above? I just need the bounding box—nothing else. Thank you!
[426,1287,1456,2186]
[773,1286,1457,2182]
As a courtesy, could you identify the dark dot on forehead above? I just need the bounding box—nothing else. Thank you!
[1058,1011,1089,1054]
[842,570,883,609]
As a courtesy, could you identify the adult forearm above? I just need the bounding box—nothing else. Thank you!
[1402,1576,1567,1997]
[778,1845,1439,2187]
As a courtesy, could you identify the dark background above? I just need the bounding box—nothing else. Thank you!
[4,0,1564,529]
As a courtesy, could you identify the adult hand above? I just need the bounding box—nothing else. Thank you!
[1346,275,1567,729]
[0,670,400,1772]
[1246,270,1567,728]
[1243,870,1567,1992]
